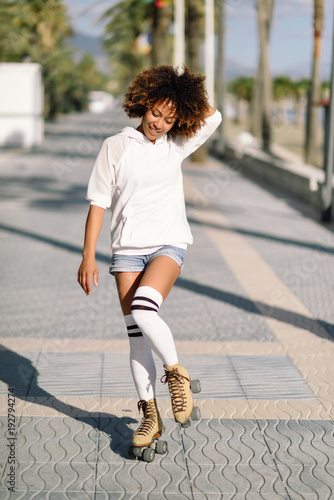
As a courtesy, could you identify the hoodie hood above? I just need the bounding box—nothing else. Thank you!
[117,126,168,146]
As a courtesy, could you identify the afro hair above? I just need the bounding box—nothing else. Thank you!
[123,65,210,139]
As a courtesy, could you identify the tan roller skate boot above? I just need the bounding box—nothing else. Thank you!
[161,363,195,425]
[132,399,163,447]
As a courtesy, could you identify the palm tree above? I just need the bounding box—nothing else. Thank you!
[228,77,254,124]
[0,0,71,62]
[0,0,78,119]
[151,0,173,65]
[0,0,107,119]
[102,0,173,90]
[305,0,324,165]
[251,0,275,152]
[185,0,204,73]
[272,76,294,124]
[184,0,207,161]
[102,0,150,90]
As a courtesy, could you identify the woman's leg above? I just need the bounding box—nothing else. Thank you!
[130,256,181,366]
[114,256,181,398]
[115,271,157,401]
[115,257,194,429]
[114,266,179,448]
[133,256,195,425]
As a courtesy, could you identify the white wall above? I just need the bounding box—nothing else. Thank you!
[0,63,44,147]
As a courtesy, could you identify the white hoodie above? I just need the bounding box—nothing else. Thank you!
[86,110,222,253]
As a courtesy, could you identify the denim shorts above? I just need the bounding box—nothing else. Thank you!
[109,245,186,276]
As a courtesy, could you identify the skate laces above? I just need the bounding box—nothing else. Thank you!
[134,400,156,437]
[161,368,190,413]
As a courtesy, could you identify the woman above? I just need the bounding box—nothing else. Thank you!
[78,65,222,453]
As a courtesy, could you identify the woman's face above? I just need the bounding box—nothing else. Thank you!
[137,101,177,143]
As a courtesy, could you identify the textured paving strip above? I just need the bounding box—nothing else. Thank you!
[0,348,317,417]
[0,337,285,355]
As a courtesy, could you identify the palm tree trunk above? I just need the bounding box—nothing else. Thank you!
[305,0,323,165]
[251,1,274,144]
[254,0,274,152]
[186,0,207,161]
[151,3,173,66]
[186,0,202,73]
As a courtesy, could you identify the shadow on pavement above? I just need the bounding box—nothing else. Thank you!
[0,175,88,210]
[1,222,333,341]
[186,215,334,255]
[176,277,334,340]
[0,344,136,459]
[0,222,110,264]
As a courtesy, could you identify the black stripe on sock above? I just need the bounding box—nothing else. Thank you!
[128,332,143,338]
[131,305,158,312]
[132,295,159,309]
[127,324,139,330]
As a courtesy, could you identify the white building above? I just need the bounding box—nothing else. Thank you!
[0,63,44,147]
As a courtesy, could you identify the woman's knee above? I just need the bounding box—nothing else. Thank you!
[130,285,163,328]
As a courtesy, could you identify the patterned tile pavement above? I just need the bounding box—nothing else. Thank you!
[0,106,334,498]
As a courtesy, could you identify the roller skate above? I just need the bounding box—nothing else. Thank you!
[161,363,201,428]
[128,398,168,462]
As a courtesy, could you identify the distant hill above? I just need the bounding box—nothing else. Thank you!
[225,59,331,82]
[68,31,111,74]
[275,60,331,81]
[225,58,255,80]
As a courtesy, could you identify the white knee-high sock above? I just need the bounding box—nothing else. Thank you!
[124,314,156,401]
[131,286,178,366]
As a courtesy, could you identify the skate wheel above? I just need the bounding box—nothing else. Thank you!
[131,446,143,459]
[143,447,155,462]
[156,440,168,454]
[129,446,142,459]
[181,419,191,429]
[191,406,201,421]
[191,379,201,394]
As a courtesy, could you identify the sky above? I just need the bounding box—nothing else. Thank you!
[65,0,334,79]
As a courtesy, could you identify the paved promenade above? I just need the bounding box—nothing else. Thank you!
[0,105,334,499]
